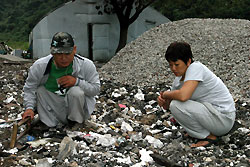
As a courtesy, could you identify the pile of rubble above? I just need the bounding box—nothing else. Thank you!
[0,61,249,167]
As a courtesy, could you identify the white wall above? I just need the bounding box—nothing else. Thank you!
[31,0,170,61]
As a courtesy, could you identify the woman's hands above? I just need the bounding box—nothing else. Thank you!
[157,92,170,110]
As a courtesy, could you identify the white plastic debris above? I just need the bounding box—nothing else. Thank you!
[131,149,154,167]
[116,118,124,125]
[195,146,206,151]
[121,107,129,114]
[111,89,122,98]
[66,131,86,138]
[140,148,153,162]
[3,96,15,103]
[238,127,250,134]
[163,132,172,138]
[115,156,132,164]
[0,119,4,124]
[130,107,142,116]
[242,102,247,106]
[121,121,133,132]
[130,132,143,142]
[27,138,51,148]
[149,129,162,134]
[145,135,164,148]
[148,100,157,105]
[119,87,128,95]
[0,123,11,128]
[19,159,32,166]
[134,89,145,100]
[96,134,116,147]
[35,158,53,167]
[144,105,152,109]
[204,157,212,162]
[4,148,18,154]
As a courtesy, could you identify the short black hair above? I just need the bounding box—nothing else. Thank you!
[165,41,194,64]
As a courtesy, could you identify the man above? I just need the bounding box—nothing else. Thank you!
[22,32,100,127]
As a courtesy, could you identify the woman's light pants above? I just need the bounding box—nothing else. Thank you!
[169,100,235,139]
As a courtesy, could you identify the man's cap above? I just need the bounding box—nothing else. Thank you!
[50,32,74,54]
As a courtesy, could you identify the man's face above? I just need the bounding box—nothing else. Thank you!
[53,46,76,68]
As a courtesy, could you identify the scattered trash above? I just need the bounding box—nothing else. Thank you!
[238,127,250,134]
[26,135,35,142]
[57,136,77,160]
[27,138,51,148]
[119,104,127,108]
[130,132,143,142]
[0,123,12,128]
[139,149,154,165]
[134,89,145,100]
[242,102,247,106]
[121,121,133,132]
[4,148,18,154]
[145,135,164,148]
[0,58,249,167]
[35,158,53,167]
[96,134,116,147]
[3,96,15,104]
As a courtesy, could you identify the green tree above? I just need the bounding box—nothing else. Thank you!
[153,0,250,21]
[96,0,158,53]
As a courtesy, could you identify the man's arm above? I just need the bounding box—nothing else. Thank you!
[76,60,100,97]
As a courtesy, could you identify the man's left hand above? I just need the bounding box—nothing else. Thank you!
[57,75,76,88]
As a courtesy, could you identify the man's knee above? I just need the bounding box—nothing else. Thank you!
[67,86,85,97]
[37,85,45,95]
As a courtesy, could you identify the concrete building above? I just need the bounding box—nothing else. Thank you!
[30,0,170,62]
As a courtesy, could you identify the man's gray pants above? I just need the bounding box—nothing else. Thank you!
[37,86,89,127]
[170,100,235,139]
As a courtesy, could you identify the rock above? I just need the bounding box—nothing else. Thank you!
[57,136,77,160]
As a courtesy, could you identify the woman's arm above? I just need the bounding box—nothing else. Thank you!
[162,80,199,102]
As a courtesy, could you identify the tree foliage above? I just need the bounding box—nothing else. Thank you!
[0,0,66,43]
[152,0,250,21]
[96,0,157,53]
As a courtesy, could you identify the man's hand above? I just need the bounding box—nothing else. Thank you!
[22,109,34,120]
[57,75,76,88]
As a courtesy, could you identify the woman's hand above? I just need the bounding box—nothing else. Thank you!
[157,92,169,110]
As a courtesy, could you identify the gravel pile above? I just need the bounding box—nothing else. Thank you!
[99,18,250,102]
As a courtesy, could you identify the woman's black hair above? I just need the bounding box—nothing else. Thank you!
[165,41,194,64]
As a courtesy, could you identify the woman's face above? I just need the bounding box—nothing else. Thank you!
[168,59,191,78]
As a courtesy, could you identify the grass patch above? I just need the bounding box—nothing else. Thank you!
[6,41,29,51]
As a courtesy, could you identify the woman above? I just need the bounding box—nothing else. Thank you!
[157,41,236,147]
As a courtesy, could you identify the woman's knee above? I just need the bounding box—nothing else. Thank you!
[169,100,180,111]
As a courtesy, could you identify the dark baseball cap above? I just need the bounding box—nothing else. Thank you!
[50,32,74,54]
